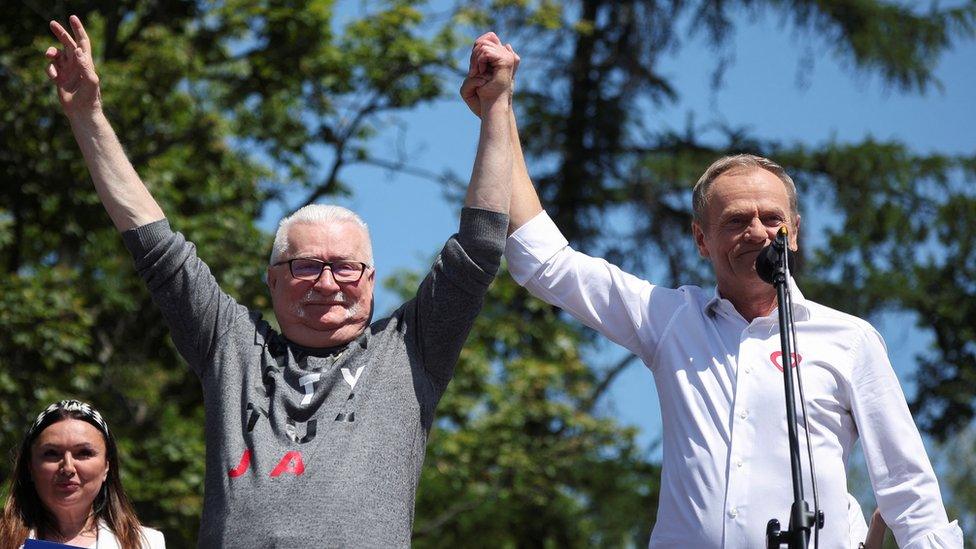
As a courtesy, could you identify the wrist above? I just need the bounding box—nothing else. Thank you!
[480,96,511,117]
[66,108,108,132]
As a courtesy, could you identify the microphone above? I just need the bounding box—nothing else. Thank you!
[755,226,795,284]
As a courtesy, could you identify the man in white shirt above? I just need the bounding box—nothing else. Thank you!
[462,78,964,546]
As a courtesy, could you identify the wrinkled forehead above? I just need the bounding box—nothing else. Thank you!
[286,220,372,259]
[705,168,793,214]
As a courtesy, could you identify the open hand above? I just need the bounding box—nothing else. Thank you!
[460,32,520,117]
[45,15,102,117]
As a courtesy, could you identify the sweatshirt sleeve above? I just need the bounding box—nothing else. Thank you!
[122,219,252,376]
[402,207,507,391]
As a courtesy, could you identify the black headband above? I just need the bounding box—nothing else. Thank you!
[27,400,111,440]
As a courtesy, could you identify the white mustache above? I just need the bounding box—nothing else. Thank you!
[292,290,360,320]
[300,289,350,305]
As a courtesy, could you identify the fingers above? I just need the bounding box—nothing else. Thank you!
[468,39,494,77]
[45,45,67,81]
[474,31,501,45]
[459,74,489,117]
[460,74,489,97]
[69,15,91,51]
[475,41,516,72]
[506,44,520,74]
[470,42,492,76]
[477,44,489,76]
[467,42,480,77]
[49,20,79,50]
[468,32,518,80]
[462,32,518,113]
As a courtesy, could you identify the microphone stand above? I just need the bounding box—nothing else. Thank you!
[760,227,822,549]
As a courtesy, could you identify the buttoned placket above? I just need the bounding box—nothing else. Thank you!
[720,311,778,547]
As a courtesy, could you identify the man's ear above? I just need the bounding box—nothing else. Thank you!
[692,222,709,258]
[267,266,277,291]
[790,214,801,251]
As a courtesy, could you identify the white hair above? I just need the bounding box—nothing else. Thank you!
[269,204,373,265]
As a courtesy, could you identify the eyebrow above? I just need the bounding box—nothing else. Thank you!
[37,442,97,450]
[719,206,787,220]
[290,256,365,263]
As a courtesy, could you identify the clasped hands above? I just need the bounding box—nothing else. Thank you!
[460,32,520,118]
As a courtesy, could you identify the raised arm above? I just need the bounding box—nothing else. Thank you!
[459,40,660,360]
[45,15,164,231]
[460,41,540,233]
[402,35,518,389]
[461,33,517,215]
[505,105,543,231]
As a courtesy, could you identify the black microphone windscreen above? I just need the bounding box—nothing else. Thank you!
[755,244,780,284]
[755,244,797,285]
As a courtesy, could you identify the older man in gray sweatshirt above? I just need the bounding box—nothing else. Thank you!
[46,15,516,547]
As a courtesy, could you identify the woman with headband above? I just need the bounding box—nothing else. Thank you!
[0,400,164,548]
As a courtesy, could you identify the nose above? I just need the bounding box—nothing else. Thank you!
[59,454,77,477]
[743,217,768,243]
[312,267,341,292]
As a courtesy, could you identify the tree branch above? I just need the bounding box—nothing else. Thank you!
[411,495,495,539]
[586,353,640,411]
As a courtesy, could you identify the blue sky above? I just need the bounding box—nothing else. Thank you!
[265,6,975,468]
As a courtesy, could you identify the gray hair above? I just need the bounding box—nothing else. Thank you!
[692,154,799,225]
[270,204,373,265]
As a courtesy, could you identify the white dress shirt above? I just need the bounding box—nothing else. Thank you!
[505,211,961,549]
[94,523,165,549]
[25,522,165,549]
[847,493,869,547]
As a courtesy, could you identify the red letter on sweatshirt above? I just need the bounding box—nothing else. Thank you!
[228,448,252,478]
[270,451,306,477]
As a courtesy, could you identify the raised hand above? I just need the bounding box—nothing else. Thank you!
[460,32,520,118]
[45,15,101,117]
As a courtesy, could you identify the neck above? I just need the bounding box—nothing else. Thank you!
[719,282,779,322]
[50,511,97,544]
[285,324,363,349]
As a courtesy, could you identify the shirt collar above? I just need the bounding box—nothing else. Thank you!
[704,277,812,322]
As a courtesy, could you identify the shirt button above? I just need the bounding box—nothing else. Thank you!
[739,409,748,419]
[743,366,752,374]
[729,508,738,518]
[736,459,744,468]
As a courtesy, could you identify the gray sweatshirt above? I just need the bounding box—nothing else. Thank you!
[123,208,507,548]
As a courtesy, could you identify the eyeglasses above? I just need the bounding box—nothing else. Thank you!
[273,258,370,283]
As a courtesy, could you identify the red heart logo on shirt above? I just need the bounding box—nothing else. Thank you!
[770,351,802,372]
